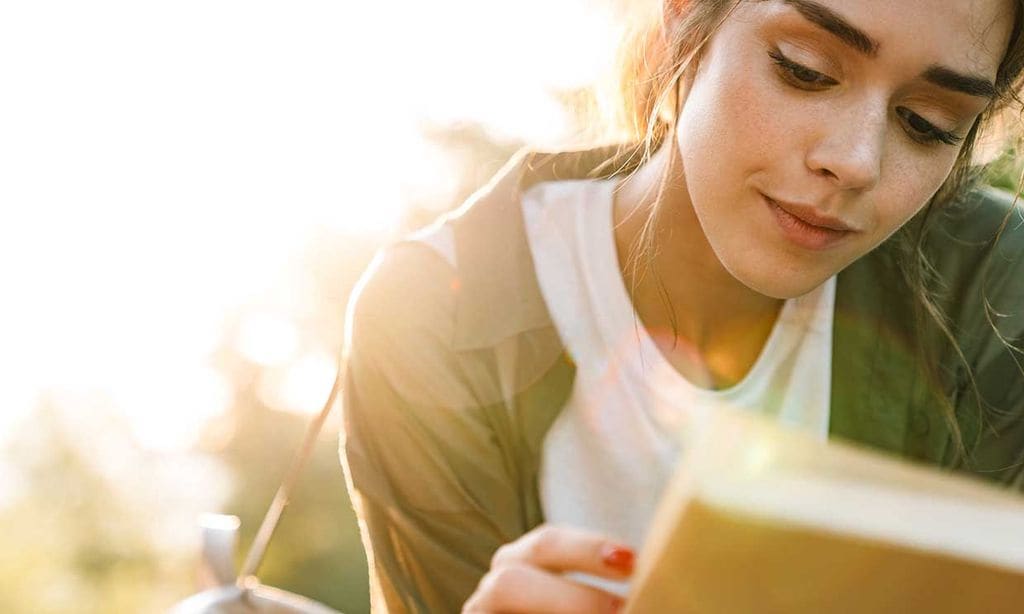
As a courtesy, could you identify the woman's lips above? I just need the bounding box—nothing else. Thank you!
[763,194,855,250]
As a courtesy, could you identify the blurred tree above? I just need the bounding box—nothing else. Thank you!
[0,401,223,613]
[212,401,369,613]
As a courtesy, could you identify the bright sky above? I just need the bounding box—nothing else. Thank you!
[0,1,619,454]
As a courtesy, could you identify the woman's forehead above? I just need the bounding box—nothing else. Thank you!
[739,0,1016,77]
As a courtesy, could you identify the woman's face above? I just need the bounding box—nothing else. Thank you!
[676,0,1015,298]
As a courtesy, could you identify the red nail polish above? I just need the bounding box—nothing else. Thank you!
[601,545,635,573]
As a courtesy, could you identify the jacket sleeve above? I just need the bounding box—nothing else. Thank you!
[339,242,523,613]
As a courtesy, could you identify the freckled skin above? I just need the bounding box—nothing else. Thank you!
[672,0,1014,299]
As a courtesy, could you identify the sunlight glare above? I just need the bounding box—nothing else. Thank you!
[397,135,465,212]
[391,0,616,145]
[3,0,619,451]
[258,351,339,415]
[112,366,235,453]
[236,312,301,368]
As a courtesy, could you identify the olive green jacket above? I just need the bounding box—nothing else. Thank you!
[340,146,1024,613]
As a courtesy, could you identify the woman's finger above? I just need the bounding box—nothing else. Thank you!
[490,524,635,580]
[463,561,624,614]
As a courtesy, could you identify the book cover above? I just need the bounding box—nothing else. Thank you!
[624,409,1024,613]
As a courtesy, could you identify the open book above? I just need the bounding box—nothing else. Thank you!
[624,409,1024,613]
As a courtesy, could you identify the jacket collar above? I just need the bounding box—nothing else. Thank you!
[448,145,647,350]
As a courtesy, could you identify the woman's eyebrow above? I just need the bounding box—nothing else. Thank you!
[780,0,997,100]
[923,65,996,100]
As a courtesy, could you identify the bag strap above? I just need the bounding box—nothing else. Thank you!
[237,363,344,584]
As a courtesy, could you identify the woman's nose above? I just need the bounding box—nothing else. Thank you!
[804,102,885,191]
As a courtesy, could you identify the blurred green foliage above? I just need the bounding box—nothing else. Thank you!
[986,148,1024,195]
[216,404,369,613]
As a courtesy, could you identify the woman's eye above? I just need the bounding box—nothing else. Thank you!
[768,49,837,89]
[895,107,963,146]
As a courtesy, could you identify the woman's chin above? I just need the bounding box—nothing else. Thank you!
[726,261,834,300]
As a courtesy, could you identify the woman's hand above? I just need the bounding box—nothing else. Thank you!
[462,524,636,614]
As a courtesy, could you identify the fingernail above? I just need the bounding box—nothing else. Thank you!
[601,545,635,574]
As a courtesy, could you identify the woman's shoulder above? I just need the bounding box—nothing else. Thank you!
[341,172,575,442]
[913,186,1024,379]
[345,234,461,363]
[926,186,1024,304]
[930,186,1024,260]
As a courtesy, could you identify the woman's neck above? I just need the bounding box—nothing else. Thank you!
[612,142,783,388]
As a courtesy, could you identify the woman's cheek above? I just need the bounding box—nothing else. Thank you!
[887,153,959,229]
[686,72,782,182]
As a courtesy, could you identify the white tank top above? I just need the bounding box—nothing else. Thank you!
[521,178,835,592]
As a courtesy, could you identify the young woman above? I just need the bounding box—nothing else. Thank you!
[341,0,1024,611]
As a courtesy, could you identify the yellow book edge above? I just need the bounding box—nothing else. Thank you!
[624,408,1024,614]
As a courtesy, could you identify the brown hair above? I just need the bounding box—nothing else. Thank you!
[608,0,1024,464]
